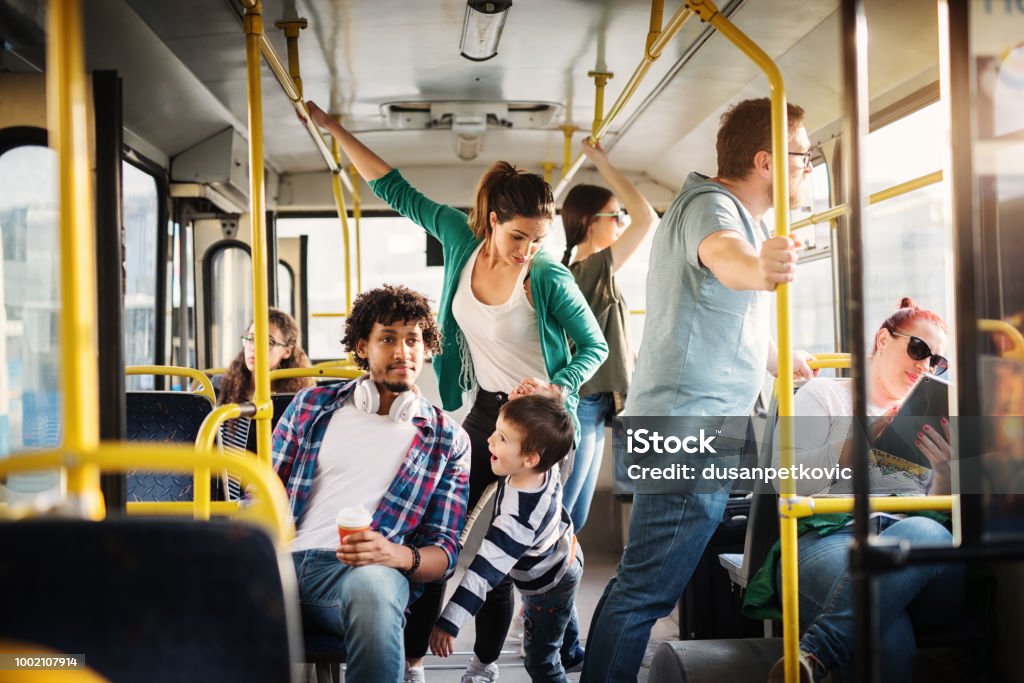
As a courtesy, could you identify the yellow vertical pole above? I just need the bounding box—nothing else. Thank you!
[349,165,363,296]
[331,132,352,315]
[587,70,614,138]
[684,1,797,680]
[243,2,273,464]
[274,18,308,98]
[47,0,102,515]
[542,162,554,186]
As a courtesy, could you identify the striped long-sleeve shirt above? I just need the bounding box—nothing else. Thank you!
[436,469,574,637]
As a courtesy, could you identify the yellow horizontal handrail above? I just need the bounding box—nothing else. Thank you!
[553,2,694,199]
[127,501,242,517]
[202,367,227,377]
[269,367,362,382]
[313,358,357,369]
[126,365,216,404]
[0,444,294,545]
[780,494,954,519]
[792,170,943,230]
[196,402,263,452]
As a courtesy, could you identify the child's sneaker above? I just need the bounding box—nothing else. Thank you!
[404,663,426,683]
[561,643,585,673]
[460,655,500,683]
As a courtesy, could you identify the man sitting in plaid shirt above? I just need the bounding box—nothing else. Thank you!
[273,284,470,683]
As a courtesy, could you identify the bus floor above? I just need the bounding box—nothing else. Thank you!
[417,554,678,683]
[297,553,679,682]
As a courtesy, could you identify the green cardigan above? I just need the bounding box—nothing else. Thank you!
[368,169,609,444]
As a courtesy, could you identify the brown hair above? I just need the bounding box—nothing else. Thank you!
[560,183,615,266]
[218,307,314,405]
[341,284,442,370]
[872,297,948,356]
[499,395,574,472]
[468,161,555,241]
[716,98,806,181]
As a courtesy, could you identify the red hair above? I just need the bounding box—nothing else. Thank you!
[872,297,947,355]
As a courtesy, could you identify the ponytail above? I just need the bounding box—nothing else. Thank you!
[561,183,615,266]
[469,161,554,240]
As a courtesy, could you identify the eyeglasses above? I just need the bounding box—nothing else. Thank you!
[788,151,813,167]
[594,209,630,226]
[240,334,291,350]
[890,331,948,376]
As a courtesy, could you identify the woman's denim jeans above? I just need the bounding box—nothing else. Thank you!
[563,393,612,531]
[292,549,410,683]
[780,515,965,682]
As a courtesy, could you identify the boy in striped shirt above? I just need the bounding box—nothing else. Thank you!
[430,395,584,683]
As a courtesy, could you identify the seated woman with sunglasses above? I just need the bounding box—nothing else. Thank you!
[754,297,965,682]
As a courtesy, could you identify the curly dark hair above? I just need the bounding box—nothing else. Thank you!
[217,307,315,406]
[341,285,442,370]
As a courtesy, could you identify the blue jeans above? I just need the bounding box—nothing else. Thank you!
[564,393,612,531]
[524,549,584,683]
[292,550,410,683]
[781,516,965,682]
[581,488,731,682]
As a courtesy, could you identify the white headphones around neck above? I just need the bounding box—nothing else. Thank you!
[352,377,419,423]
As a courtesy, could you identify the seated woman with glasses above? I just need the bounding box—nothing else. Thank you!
[753,297,965,682]
[216,307,315,406]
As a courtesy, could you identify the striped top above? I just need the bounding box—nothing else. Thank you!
[436,469,574,637]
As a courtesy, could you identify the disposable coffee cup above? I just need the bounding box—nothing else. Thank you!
[337,506,372,545]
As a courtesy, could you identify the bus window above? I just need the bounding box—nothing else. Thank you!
[277,261,294,317]
[277,216,445,360]
[862,101,952,358]
[123,162,159,389]
[0,142,62,504]
[209,245,253,369]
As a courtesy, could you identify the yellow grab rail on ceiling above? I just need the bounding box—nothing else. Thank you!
[126,365,216,404]
[552,0,694,199]
[331,132,354,315]
[682,0,800,677]
[48,0,101,516]
[0,444,294,546]
[979,318,1024,362]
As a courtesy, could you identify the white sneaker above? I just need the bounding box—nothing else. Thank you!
[404,664,426,683]
[509,604,526,641]
[460,656,500,683]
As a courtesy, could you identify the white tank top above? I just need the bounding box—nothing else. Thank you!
[451,244,548,393]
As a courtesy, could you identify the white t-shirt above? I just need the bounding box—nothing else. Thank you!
[773,378,928,498]
[451,243,548,393]
[291,395,418,552]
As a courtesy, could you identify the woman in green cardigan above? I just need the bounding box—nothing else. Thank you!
[305,101,608,682]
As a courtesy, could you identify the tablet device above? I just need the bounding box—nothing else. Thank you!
[873,375,951,469]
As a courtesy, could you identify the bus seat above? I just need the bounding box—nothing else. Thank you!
[648,638,782,683]
[717,394,783,590]
[125,391,214,502]
[304,633,346,683]
[0,518,299,682]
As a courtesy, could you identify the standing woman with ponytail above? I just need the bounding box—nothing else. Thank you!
[303,101,607,681]
[560,139,658,531]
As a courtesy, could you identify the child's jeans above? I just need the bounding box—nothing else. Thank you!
[522,548,584,683]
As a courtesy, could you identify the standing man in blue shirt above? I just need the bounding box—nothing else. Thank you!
[582,98,816,681]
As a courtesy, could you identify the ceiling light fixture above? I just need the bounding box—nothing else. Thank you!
[459,0,512,62]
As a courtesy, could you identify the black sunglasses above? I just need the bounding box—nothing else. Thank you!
[890,331,948,375]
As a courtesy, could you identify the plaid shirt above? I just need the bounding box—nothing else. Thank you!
[272,379,470,580]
